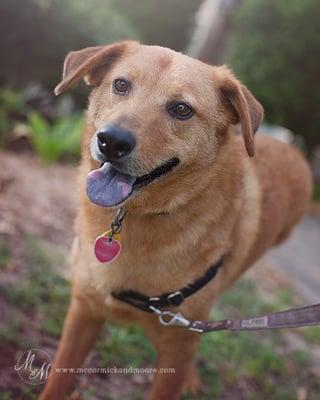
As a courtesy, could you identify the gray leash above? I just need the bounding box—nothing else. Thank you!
[150,303,320,333]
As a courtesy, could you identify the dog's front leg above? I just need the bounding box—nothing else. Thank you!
[40,295,105,400]
[146,324,201,400]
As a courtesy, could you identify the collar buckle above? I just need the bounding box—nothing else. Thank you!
[167,290,184,306]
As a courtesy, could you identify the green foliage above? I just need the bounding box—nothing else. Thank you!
[28,112,82,164]
[0,88,28,145]
[65,0,141,45]
[0,86,83,163]
[313,184,320,202]
[111,0,201,50]
[97,324,156,368]
[226,0,320,150]
[4,236,70,337]
[302,325,320,345]
[0,88,26,114]
[0,110,9,146]
[0,0,200,90]
[0,314,23,346]
[0,0,141,89]
[0,240,10,269]
[0,392,12,400]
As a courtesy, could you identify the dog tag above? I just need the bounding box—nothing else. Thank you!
[94,230,121,263]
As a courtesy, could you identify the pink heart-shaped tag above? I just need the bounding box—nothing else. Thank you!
[94,236,121,263]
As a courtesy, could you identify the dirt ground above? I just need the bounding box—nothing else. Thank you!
[0,151,76,398]
[0,150,76,262]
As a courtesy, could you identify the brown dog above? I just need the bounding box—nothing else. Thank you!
[40,41,312,400]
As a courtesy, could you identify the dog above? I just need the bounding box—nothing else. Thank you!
[40,41,312,400]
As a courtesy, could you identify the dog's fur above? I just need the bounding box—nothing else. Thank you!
[41,41,312,400]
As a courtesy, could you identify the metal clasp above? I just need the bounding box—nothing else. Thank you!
[109,208,127,239]
[149,306,190,328]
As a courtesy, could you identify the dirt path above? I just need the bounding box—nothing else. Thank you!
[268,215,320,303]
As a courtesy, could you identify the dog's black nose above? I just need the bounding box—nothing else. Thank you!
[97,124,136,161]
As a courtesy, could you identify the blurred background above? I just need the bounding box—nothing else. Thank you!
[0,0,319,399]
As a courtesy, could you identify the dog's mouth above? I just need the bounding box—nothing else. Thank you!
[86,158,179,207]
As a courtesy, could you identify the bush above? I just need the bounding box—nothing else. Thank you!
[27,112,83,164]
[0,88,28,146]
[226,0,320,151]
[0,0,141,90]
[111,0,200,50]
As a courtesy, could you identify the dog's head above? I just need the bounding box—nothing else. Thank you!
[55,41,263,211]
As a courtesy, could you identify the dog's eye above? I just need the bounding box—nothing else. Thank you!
[113,79,130,95]
[167,102,194,120]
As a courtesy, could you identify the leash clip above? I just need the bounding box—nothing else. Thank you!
[149,306,190,328]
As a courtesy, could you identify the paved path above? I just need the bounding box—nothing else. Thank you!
[267,215,320,303]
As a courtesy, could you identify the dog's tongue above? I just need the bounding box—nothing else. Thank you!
[86,163,136,207]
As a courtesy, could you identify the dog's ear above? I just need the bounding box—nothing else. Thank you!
[218,69,264,157]
[54,41,136,96]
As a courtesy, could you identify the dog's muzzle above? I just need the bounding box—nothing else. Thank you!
[86,158,180,208]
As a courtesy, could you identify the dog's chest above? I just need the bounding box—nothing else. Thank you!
[75,213,231,306]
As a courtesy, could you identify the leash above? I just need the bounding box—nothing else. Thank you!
[102,208,320,333]
[149,303,320,333]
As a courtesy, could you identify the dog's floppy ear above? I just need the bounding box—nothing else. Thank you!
[218,68,264,157]
[54,41,136,96]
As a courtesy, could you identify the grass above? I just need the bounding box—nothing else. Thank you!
[0,313,24,346]
[1,236,320,399]
[1,236,69,339]
[19,237,69,337]
[314,183,320,202]
[0,240,11,270]
[0,88,29,148]
[302,325,320,345]
[0,392,12,400]
[97,324,156,368]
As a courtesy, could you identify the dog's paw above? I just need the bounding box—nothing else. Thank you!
[183,366,204,396]
[70,390,83,400]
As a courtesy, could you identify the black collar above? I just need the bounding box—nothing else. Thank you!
[112,257,224,313]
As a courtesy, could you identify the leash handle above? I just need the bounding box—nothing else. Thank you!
[152,304,320,333]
